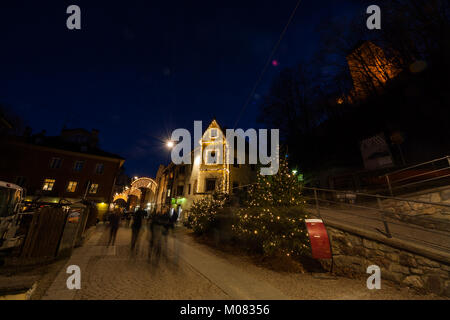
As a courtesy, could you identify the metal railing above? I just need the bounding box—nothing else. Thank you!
[380,155,450,196]
[302,186,450,253]
[163,173,450,250]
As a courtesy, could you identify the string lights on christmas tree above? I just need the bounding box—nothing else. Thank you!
[232,159,310,258]
[187,158,310,258]
[187,179,228,235]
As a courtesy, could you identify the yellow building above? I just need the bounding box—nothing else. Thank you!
[154,119,257,216]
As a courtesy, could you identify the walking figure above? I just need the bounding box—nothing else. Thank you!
[148,211,159,263]
[131,208,145,254]
[125,211,132,227]
[148,208,170,266]
[107,208,121,246]
[168,205,181,266]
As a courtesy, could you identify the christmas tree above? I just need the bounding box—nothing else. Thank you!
[245,159,305,207]
[233,159,310,257]
[188,196,225,235]
[187,179,228,235]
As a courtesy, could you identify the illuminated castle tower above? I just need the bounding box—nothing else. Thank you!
[346,41,401,101]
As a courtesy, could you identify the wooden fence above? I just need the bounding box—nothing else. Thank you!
[19,205,90,260]
[20,207,67,259]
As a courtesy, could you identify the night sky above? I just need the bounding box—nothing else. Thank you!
[0,0,367,177]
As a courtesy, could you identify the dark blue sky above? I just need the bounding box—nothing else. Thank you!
[0,0,366,177]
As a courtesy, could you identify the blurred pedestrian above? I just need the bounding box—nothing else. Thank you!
[170,205,181,228]
[169,205,181,266]
[148,211,163,265]
[125,211,132,227]
[160,208,172,262]
[107,208,121,246]
[131,208,145,253]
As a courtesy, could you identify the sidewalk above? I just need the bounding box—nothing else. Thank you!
[169,233,288,299]
[41,228,111,300]
[39,224,440,300]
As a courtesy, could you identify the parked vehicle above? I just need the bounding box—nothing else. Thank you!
[0,181,24,252]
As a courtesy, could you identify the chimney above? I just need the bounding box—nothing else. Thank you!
[90,129,99,148]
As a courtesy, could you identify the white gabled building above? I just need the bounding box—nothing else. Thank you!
[154,119,257,215]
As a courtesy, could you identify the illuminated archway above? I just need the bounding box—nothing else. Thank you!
[113,177,158,210]
[130,177,157,194]
[113,193,128,202]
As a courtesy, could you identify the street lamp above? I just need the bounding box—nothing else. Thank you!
[166,140,176,164]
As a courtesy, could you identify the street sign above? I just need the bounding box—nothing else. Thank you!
[305,219,332,259]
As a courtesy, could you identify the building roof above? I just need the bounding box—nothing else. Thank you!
[4,134,125,161]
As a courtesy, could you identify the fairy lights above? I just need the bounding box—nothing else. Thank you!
[187,158,310,258]
[232,159,310,258]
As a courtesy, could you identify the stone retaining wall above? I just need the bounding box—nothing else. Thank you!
[381,186,450,232]
[322,224,450,297]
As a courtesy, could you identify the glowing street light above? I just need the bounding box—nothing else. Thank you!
[167,141,174,148]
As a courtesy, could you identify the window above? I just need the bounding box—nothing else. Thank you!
[74,161,84,172]
[42,179,56,191]
[67,181,78,192]
[187,184,191,195]
[89,183,99,194]
[205,179,216,192]
[206,150,218,164]
[177,186,184,196]
[49,157,62,169]
[95,163,104,174]
[167,189,171,197]
[210,128,218,138]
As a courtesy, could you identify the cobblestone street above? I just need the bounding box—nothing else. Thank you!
[38,224,440,300]
[41,225,228,300]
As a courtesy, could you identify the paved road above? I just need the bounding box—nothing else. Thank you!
[39,224,438,300]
